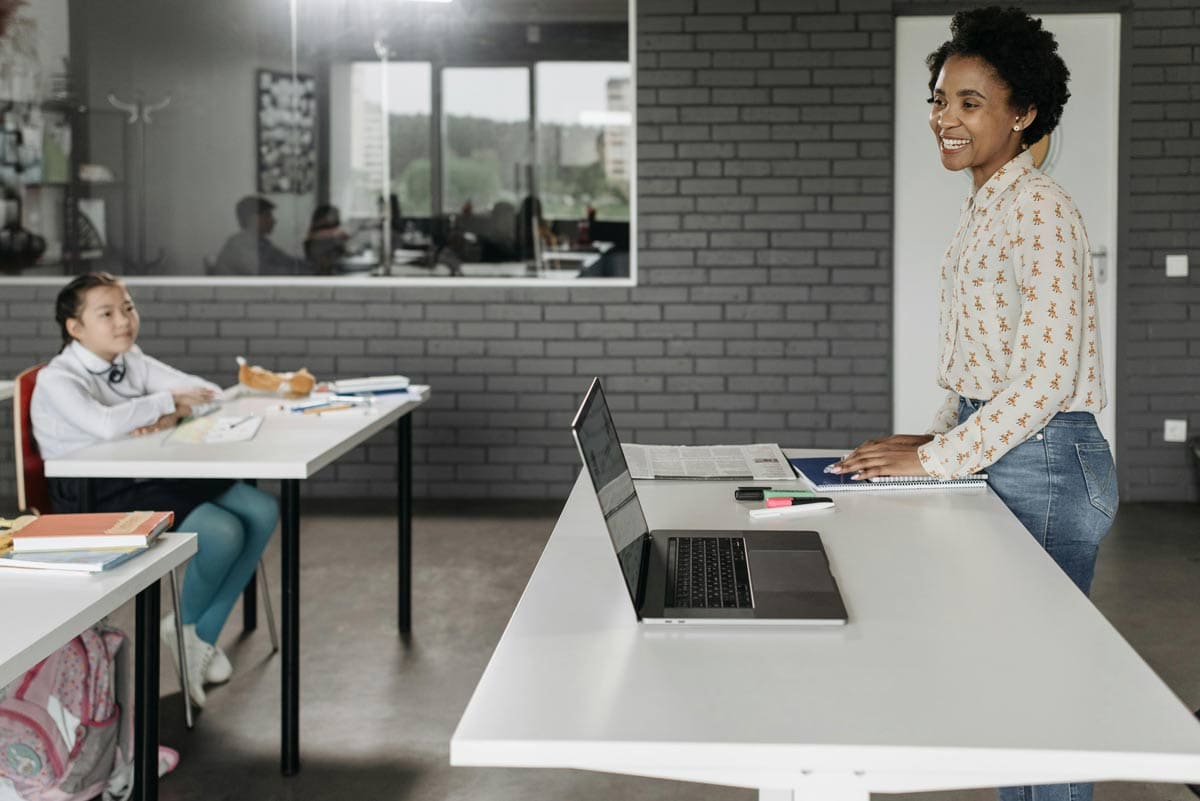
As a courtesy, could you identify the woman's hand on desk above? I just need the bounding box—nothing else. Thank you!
[831,434,934,480]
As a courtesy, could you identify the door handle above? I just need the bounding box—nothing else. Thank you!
[1090,247,1108,283]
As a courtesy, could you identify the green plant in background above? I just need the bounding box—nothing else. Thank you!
[389,112,629,220]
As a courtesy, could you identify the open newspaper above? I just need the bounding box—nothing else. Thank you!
[622,443,794,481]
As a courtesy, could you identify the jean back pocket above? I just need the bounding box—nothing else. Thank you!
[1076,442,1117,518]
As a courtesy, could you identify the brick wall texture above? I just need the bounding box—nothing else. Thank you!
[2,0,1197,504]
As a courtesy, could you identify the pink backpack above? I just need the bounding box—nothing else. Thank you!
[0,625,132,801]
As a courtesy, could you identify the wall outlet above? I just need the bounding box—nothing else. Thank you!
[1165,254,1189,278]
[1163,419,1188,443]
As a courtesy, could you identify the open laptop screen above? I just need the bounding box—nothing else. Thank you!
[571,378,650,606]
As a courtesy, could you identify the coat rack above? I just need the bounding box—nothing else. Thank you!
[106,92,170,272]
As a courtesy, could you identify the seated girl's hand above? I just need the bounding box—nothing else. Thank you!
[130,411,183,437]
[172,387,217,408]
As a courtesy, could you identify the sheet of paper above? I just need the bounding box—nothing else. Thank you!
[165,415,263,445]
[205,415,263,443]
[621,443,794,481]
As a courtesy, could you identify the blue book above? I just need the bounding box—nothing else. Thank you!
[789,456,987,492]
[0,547,148,573]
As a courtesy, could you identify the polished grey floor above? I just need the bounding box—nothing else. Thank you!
[106,500,1200,801]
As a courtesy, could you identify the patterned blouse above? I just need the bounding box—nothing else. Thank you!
[917,150,1106,480]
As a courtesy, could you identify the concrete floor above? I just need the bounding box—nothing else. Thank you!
[104,500,1200,801]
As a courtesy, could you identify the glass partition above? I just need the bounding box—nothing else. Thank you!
[0,0,633,283]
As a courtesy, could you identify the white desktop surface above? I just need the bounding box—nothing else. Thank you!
[0,532,197,688]
[43,390,429,479]
[451,451,1200,796]
[0,380,13,402]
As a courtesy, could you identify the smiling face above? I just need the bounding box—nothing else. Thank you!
[929,54,1037,189]
[65,284,140,363]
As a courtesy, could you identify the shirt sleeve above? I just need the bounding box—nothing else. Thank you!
[927,390,960,435]
[36,367,175,442]
[138,351,222,396]
[918,185,1090,479]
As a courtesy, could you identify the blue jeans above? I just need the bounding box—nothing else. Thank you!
[958,397,1118,801]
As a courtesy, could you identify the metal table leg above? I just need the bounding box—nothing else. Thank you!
[242,479,258,632]
[280,479,300,775]
[398,416,412,633]
[134,580,161,801]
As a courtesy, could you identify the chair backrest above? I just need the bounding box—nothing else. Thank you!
[14,363,51,515]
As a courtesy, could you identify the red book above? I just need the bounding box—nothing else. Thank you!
[11,511,174,553]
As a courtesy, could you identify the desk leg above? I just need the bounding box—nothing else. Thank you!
[398,415,412,633]
[242,479,259,632]
[280,478,300,776]
[134,580,161,801]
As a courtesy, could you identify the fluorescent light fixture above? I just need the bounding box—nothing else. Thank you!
[579,110,632,126]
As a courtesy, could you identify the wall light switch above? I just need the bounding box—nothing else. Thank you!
[1165,254,1189,278]
[1164,419,1188,443]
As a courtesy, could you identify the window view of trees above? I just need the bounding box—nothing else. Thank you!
[349,61,631,224]
[536,61,631,222]
[442,66,529,215]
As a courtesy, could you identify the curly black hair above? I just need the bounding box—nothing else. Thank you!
[926,6,1070,147]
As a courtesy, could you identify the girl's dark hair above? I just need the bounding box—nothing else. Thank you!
[926,6,1070,146]
[55,271,124,349]
[309,204,341,231]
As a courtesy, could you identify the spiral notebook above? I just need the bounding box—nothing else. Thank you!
[790,456,988,492]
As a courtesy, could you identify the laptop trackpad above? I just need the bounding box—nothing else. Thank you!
[750,550,835,593]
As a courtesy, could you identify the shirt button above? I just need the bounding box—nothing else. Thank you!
[1036,433,1044,441]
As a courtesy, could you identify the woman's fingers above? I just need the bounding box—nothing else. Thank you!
[832,439,929,479]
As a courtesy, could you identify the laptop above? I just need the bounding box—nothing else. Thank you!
[571,377,848,626]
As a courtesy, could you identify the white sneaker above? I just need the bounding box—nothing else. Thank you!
[180,624,214,708]
[205,646,233,684]
[159,615,210,707]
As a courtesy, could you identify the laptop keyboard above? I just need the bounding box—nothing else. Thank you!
[666,537,753,609]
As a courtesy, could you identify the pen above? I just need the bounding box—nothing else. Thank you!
[290,399,331,412]
[748,498,835,519]
[304,403,355,415]
[735,487,816,501]
[765,496,829,508]
[220,415,254,428]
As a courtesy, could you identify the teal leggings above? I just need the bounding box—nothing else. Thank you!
[177,482,278,645]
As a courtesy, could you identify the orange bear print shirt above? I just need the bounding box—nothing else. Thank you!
[918,150,1106,480]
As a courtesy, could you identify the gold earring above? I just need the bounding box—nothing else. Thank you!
[1012,125,1021,131]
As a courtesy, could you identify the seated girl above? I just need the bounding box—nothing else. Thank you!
[31,271,278,708]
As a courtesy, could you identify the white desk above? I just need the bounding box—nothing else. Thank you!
[0,532,197,801]
[44,389,430,775]
[451,452,1200,800]
[0,380,13,402]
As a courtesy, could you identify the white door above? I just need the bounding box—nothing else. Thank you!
[892,14,1119,453]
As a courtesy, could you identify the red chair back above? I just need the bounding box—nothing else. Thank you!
[14,364,52,515]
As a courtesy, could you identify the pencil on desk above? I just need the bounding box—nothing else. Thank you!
[304,403,355,415]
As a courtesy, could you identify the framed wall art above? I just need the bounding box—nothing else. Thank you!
[256,68,316,194]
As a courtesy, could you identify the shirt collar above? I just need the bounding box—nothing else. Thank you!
[970,149,1035,211]
[69,340,129,374]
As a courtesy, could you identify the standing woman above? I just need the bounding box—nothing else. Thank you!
[833,8,1117,797]
[31,272,279,708]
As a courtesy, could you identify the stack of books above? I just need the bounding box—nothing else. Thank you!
[0,511,173,574]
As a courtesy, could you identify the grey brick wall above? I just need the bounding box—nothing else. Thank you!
[2,0,1197,505]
